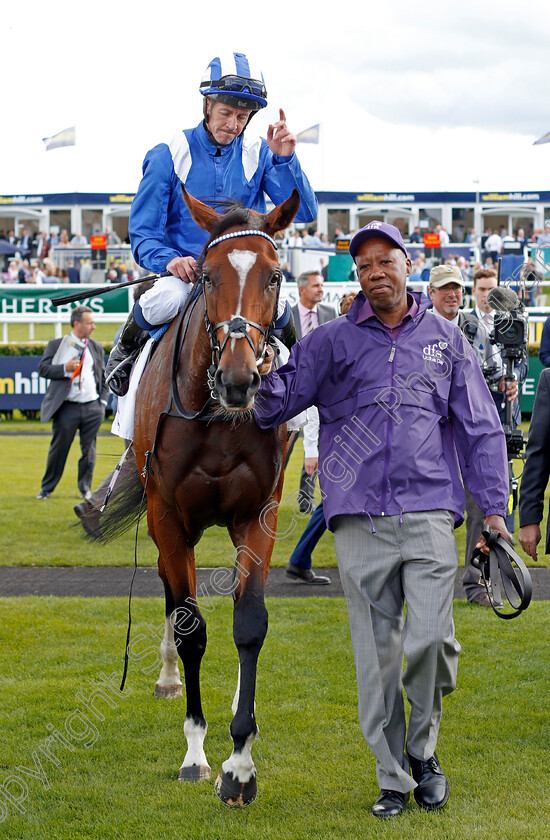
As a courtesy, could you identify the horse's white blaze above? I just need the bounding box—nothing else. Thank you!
[156,618,182,687]
[221,732,257,782]
[228,249,257,318]
[181,718,209,769]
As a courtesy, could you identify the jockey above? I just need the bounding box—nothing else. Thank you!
[106,51,318,395]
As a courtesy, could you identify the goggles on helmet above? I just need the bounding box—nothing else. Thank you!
[200,74,267,100]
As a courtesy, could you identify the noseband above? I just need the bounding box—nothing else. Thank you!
[201,229,282,369]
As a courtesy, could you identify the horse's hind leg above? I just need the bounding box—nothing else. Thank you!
[154,563,183,700]
[215,537,269,808]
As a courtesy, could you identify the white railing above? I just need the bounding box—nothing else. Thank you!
[49,245,133,270]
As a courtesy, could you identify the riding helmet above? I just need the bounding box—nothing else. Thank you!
[199,52,268,114]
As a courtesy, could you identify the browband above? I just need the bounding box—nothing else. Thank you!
[206,229,278,252]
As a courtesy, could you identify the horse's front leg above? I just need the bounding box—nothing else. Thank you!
[215,524,271,807]
[149,503,211,782]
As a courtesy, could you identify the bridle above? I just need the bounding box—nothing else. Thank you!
[161,227,282,419]
[201,229,282,373]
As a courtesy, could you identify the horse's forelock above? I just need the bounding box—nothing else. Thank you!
[198,199,266,268]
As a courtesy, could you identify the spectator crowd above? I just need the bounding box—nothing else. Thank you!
[0,226,136,286]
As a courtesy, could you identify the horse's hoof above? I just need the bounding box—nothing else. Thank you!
[178,764,211,782]
[154,683,183,699]
[214,771,257,807]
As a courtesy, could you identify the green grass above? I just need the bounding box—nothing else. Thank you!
[0,429,335,568]
[0,419,546,568]
[1,322,124,344]
[0,597,548,839]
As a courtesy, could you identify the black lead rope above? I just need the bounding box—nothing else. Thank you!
[471,529,533,619]
[119,450,153,692]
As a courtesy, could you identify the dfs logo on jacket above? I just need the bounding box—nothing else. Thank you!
[423,341,447,365]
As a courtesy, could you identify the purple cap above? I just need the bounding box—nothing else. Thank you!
[349,221,408,261]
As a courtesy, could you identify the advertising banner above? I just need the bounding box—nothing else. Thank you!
[0,284,131,316]
[0,357,48,410]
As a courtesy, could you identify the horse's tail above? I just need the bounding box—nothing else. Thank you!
[77,467,147,544]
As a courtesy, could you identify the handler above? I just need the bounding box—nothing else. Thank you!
[254,221,510,817]
[106,51,317,394]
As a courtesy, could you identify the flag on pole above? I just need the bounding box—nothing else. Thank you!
[42,126,76,151]
[533,130,550,146]
[296,124,320,144]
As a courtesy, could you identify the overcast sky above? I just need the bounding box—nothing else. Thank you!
[3,0,550,195]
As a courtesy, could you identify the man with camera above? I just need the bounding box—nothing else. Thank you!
[428,265,523,607]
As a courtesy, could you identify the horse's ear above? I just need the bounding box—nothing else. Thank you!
[181,185,220,233]
[263,189,301,236]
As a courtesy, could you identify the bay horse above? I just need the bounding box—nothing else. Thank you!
[131,187,300,806]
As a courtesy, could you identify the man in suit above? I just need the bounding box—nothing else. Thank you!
[19,228,34,257]
[37,306,108,500]
[290,270,337,514]
[518,368,550,561]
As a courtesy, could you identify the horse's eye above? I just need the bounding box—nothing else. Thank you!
[269,271,282,288]
[202,272,212,287]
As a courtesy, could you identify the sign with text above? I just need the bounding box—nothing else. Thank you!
[423,233,441,247]
[0,357,48,410]
[90,235,108,250]
[0,284,131,315]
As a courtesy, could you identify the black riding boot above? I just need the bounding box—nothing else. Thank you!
[273,310,297,350]
[105,312,149,397]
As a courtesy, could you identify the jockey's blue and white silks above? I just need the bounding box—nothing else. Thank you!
[129,120,318,277]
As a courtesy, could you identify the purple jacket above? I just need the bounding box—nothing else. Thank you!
[254,291,509,530]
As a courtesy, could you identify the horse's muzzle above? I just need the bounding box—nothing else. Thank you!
[214,366,261,411]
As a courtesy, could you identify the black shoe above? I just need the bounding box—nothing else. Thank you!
[408,752,449,810]
[105,313,149,396]
[36,490,50,500]
[285,563,330,585]
[371,789,409,818]
[467,589,491,608]
[74,500,103,540]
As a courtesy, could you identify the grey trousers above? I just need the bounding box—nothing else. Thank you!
[333,510,461,793]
